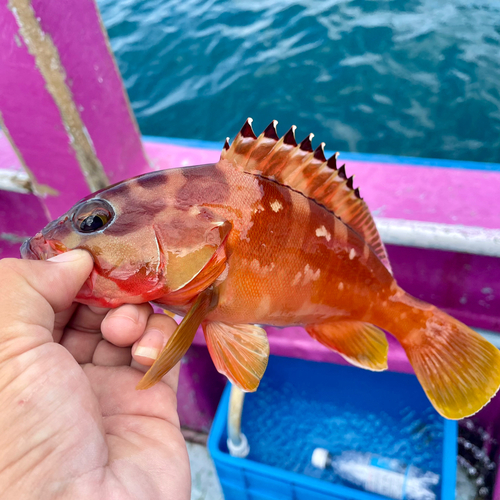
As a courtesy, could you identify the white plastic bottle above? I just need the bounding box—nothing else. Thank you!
[311,449,440,500]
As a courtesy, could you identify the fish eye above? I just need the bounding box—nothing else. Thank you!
[72,199,114,234]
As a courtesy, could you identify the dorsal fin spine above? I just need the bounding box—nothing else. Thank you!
[314,143,327,162]
[263,120,279,140]
[240,118,257,139]
[283,126,297,146]
[299,134,314,152]
[338,165,347,179]
[327,153,338,170]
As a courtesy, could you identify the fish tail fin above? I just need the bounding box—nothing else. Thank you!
[388,292,500,419]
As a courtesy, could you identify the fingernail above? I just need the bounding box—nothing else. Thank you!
[134,346,160,360]
[48,250,87,263]
[134,328,164,360]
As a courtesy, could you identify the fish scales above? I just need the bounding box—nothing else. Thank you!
[21,119,500,420]
[206,163,388,327]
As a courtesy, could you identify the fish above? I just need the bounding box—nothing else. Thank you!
[21,118,500,420]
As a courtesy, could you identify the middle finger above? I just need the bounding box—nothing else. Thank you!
[101,303,154,347]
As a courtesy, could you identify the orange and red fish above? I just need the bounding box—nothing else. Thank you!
[21,119,500,419]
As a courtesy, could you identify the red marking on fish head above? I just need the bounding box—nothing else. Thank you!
[21,174,171,308]
[21,168,232,309]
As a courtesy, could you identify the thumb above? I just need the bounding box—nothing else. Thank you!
[24,250,94,313]
[0,250,93,337]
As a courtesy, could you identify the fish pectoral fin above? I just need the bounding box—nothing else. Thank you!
[306,321,388,371]
[136,288,215,390]
[203,322,270,392]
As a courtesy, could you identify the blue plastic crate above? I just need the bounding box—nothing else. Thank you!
[208,355,457,500]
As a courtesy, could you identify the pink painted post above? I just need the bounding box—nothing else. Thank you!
[0,3,91,219]
[0,132,47,257]
[30,0,148,184]
[0,0,149,222]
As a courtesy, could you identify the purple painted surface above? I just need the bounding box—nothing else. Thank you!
[347,160,500,229]
[0,191,48,258]
[177,344,227,433]
[0,3,90,219]
[389,245,500,332]
[30,0,148,184]
[0,131,23,172]
[0,134,49,257]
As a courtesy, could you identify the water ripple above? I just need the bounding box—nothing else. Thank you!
[98,0,500,162]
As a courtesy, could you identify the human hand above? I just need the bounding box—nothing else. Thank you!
[0,250,190,499]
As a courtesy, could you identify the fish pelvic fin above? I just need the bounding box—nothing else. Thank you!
[136,288,215,390]
[306,321,388,371]
[387,293,500,419]
[203,322,270,392]
[219,118,392,274]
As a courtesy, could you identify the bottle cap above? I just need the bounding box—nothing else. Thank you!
[311,448,330,469]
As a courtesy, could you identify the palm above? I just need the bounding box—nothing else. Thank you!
[0,256,190,500]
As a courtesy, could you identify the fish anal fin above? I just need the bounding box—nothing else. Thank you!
[136,288,215,390]
[203,322,270,392]
[306,321,388,371]
[219,119,392,275]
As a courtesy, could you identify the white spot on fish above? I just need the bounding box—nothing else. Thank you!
[253,203,265,214]
[338,282,344,291]
[315,225,331,241]
[188,206,201,216]
[292,272,302,286]
[247,259,275,275]
[481,287,493,295]
[270,200,283,212]
[214,264,229,285]
[302,264,320,285]
[255,295,272,317]
[349,248,357,260]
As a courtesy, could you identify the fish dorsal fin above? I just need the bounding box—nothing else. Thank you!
[220,118,392,274]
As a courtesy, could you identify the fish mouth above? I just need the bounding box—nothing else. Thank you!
[20,239,39,260]
[20,233,68,261]
[21,232,97,301]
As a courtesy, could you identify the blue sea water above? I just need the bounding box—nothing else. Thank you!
[97,0,500,163]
